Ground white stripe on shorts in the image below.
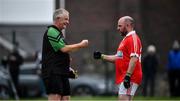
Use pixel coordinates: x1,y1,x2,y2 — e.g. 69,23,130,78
118,82,138,96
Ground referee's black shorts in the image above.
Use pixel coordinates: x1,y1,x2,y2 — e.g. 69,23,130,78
42,75,70,96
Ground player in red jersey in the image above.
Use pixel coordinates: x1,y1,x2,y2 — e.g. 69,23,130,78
94,16,142,100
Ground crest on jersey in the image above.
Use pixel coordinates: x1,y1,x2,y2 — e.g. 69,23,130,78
116,51,123,58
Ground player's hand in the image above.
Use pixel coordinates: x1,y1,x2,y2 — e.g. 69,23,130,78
123,74,131,89
80,40,88,48
69,68,78,79
93,51,102,59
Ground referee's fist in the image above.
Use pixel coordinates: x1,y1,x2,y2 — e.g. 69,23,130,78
93,51,102,59
80,39,88,48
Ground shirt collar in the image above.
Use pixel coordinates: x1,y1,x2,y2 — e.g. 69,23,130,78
126,30,136,37
48,25,62,32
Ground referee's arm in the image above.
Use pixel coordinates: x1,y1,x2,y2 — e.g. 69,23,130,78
61,40,88,53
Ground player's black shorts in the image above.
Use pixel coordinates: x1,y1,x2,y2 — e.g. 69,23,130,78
42,75,70,96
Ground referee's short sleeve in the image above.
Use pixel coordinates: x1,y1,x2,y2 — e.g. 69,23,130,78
47,27,65,52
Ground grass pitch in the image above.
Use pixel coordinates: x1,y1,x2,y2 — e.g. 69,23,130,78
16,96,180,101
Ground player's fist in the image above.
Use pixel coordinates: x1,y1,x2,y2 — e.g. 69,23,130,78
80,39,88,48
123,74,131,89
93,51,102,59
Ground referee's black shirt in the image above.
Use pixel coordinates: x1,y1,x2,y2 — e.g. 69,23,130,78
41,25,70,78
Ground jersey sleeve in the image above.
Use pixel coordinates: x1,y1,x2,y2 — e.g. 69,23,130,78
47,27,65,52
126,35,140,58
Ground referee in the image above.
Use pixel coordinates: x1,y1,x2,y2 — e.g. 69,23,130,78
41,8,88,101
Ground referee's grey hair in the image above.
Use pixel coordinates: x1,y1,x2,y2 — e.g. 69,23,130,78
53,8,69,21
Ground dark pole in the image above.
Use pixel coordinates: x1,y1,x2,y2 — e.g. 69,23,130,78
55,0,60,9
11,30,19,100
12,30,16,45
104,30,109,94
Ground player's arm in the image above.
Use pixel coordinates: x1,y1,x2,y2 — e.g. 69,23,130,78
126,56,138,74
93,51,118,63
123,56,138,89
101,54,118,63
61,40,88,53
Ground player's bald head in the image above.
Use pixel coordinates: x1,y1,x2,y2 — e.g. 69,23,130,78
118,16,135,27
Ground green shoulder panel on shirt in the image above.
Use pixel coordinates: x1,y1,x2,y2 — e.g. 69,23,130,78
47,27,65,52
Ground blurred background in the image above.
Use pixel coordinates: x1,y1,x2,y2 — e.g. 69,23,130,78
0,0,180,100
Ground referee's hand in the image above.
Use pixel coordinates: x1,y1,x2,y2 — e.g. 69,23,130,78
123,74,131,89
80,40,88,48
69,68,78,79
93,51,102,59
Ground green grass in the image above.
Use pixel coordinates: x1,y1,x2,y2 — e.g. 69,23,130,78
71,96,180,101
71,96,116,101
5,96,180,101
135,96,180,100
